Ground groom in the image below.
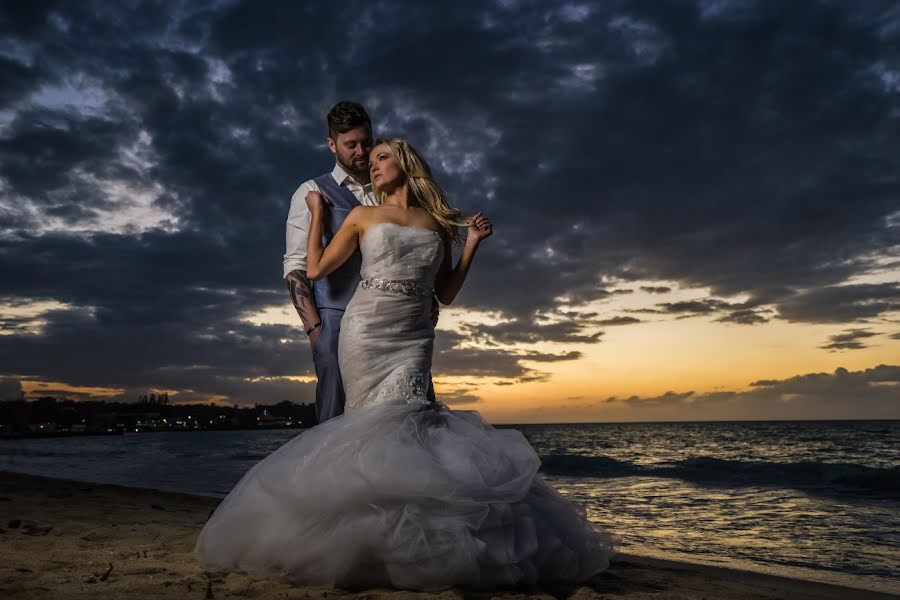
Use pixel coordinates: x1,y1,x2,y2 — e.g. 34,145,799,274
283,101,377,423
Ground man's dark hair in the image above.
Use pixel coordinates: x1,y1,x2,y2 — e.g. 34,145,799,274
327,101,371,139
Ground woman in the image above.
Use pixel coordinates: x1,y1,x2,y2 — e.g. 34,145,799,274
195,139,616,590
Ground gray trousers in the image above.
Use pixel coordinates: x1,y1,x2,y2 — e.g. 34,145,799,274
312,309,346,424
312,307,438,425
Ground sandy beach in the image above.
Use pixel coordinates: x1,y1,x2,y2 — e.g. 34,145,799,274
0,470,895,600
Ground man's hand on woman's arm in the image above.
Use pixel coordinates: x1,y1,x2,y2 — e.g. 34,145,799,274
305,191,362,280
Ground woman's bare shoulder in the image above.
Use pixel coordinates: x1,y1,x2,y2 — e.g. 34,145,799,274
353,206,394,237
347,205,378,223
357,205,401,225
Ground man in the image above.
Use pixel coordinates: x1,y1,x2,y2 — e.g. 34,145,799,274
283,101,377,423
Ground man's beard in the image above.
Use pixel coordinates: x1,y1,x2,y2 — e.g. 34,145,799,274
339,156,370,182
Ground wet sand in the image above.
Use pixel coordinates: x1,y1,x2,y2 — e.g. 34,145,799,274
0,470,895,600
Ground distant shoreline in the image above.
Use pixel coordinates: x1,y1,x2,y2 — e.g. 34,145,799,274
4,418,899,438
0,424,309,440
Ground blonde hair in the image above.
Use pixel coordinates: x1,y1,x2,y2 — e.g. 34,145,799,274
373,138,468,245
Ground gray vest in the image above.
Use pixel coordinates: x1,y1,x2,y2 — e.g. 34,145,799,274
311,173,364,310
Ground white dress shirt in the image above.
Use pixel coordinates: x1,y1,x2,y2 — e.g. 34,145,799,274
283,163,378,277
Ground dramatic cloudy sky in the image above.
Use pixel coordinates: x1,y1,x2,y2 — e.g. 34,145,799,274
1,0,898,422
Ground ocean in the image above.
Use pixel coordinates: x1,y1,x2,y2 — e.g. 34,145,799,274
2,419,898,594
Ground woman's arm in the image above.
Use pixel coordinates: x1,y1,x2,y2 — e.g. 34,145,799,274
305,191,363,281
435,212,492,304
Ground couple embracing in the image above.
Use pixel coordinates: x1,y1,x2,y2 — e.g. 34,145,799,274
195,102,616,590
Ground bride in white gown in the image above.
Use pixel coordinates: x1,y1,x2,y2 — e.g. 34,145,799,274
194,139,617,590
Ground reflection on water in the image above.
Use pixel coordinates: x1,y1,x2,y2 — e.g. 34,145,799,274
552,475,900,592
1,420,898,594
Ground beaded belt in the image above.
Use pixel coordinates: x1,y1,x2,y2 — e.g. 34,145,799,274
359,277,431,298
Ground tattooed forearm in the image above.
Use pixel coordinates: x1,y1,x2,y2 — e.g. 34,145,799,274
286,269,320,331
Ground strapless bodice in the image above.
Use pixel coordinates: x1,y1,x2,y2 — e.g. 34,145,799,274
359,222,443,290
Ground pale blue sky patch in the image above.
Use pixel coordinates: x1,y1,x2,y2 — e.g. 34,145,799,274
30,76,114,118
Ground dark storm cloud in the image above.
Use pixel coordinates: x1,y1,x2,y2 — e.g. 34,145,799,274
819,328,879,351
615,390,695,407
460,319,603,345
749,364,900,392
654,299,733,316
716,308,772,325
604,365,900,419
777,283,900,324
0,54,44,106
866,364,900,382
0,303,311,393
523,350,583,362
433,331,583,383
629,297,771,323
0,0,898,404
595,316,642,326
0,109,132,202
0,377,23,401
437,388,482,406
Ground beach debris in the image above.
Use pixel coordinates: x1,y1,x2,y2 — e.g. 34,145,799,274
99,562,114,582
21,521,53,536
7,519,52,535
150,503,167,510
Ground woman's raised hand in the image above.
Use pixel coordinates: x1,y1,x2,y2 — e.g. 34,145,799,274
467,212,493,244
305,190,329,215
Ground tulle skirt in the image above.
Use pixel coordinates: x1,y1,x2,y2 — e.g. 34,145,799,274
194,401,617,590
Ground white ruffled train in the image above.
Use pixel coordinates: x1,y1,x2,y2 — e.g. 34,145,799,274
195,402,616,589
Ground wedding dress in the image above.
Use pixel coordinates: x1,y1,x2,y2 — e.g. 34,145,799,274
195,222,616,589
